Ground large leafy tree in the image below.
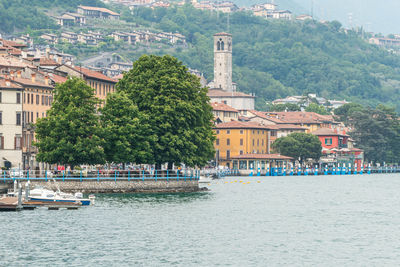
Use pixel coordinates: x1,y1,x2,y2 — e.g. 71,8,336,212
100,91,155,164
272,132,322,164
35,77,105,168
117,54,215,168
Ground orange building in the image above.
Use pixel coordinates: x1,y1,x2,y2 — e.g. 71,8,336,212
211,102,239,123
213,121,272,168
55,64,117,102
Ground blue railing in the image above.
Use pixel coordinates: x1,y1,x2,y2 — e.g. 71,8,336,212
0,169,201,182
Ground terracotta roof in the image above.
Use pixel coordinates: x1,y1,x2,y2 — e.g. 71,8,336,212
211,102,238,112
39,57,59,66
0,78,23,89
0,56,31,68
231,153,293,160
13,77,53,88
266,111,338,124
68,65,117,83
0,39,27,48
207,89,254,98
49,73,67,84
214,120,271,130
78,5,120,16
312,128,349,137
248,110,285,123
267,124,307,130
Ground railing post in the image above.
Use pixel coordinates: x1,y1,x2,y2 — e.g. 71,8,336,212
80,170,82,182
142,170,145,182
167,170,169,182
3,170,5,183
27,170,29,181
184,170,186,181
45,170,47,182
128,170,130,182
97,170,100,182
63,171,65,182
115,170,117,182
177,170,179,181
155,170,157,182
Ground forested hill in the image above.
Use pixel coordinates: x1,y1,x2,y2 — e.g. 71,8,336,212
120,5,400,110
0,0,105,33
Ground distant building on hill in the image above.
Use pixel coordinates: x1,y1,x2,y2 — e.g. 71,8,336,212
77,5,120,20
369,37,400,48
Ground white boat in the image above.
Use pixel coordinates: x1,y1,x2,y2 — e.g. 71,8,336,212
199,175,213,183
28,187,95,206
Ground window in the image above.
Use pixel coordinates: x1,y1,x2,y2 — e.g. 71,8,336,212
42,95,44,105
15,135,22,150
226,130,230,134
0,112,2,125
16,112,21,125
216,130,220,134
23,93,26,103
31,112,33,122
271,131,276,137
239,160,247,170
36,112,39,119
31,94,33,104
0,134,3,149
240,150,243,155
257,139,259,146
0,92,2,103
240,130,244,134
252,130,255,134
226,150,230,159
216,139,219,146
45,96,49,105
262,139,264,146
227,138,230,145
36,95,39,105
325,138,333,145
257,130,260,134
262,130,264,134
240,139,243,146
252,139,255,146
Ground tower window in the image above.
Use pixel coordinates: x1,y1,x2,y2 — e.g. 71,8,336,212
221,41,224,50
217,41,221,51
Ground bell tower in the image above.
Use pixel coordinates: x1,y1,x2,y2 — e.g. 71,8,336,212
213,32,233,92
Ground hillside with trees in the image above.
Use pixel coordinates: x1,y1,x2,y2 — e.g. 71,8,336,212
117,5,400,111
2,1,400,111
0,0,105,33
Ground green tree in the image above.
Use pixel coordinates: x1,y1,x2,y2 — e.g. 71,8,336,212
334,102,364,123
305,103,330,115
272,132,322,164
117,54,215,169
34,78,105,168
100,91,155,164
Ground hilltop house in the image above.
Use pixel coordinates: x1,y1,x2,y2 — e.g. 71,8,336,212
77,5,120,20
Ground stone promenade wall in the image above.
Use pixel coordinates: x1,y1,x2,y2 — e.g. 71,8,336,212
19,180,201,193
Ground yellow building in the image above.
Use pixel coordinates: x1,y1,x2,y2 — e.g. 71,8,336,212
211,102,239,123
214,121,272,168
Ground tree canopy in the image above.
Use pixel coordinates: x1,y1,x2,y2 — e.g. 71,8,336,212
34,77,105,167
116,54,215,168
272,132,322,164
100,91,155,164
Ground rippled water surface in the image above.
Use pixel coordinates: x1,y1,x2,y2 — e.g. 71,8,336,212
2,174,400,266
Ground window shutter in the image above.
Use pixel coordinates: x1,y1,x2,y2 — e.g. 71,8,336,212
0,136,3,149
14,136,16,150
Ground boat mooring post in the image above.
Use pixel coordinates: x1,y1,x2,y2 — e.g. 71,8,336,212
17,183,23,209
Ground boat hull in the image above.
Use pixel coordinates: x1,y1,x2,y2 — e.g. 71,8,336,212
30,197,91,206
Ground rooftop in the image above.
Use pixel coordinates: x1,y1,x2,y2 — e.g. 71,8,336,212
312,128,349,137
214,120,270,130
211,102,239,112
78,5,120,16
207,89,254,98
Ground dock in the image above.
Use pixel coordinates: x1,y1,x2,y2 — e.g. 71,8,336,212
0,196,22,211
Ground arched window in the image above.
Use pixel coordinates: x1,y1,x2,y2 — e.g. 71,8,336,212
217,41,221,50
221,41,224,50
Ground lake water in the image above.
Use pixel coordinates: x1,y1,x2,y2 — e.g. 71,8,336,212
1,173,400,266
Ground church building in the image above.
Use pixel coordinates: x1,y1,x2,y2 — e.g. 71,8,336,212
207,32,255,111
